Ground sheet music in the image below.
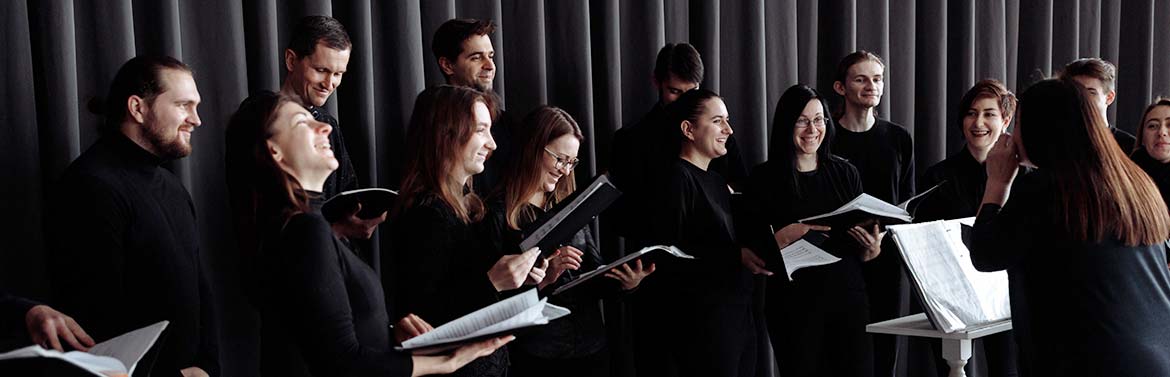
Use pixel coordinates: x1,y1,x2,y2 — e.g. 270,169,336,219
399,289,569,350
799,193,912,224
88,321,168,374
898,180,946,210
551,245,693,295
889,220,1010,332
779,239,841,280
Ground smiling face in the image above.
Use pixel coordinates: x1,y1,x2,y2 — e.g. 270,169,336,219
136,69,201,159
963,97,1010,154
793,99,827,156
267,101,338,184
285,42,351,107
539,134,581,193
836,60,884,109
683,98,732,160
1143,105,1170,163
458,101,497,181
442,34,496,92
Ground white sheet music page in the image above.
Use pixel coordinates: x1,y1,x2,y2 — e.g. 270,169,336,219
399,289,569,350
779,239,841,280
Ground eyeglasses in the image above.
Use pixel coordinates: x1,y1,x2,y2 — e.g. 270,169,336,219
544,148,580,171
795,116,827,128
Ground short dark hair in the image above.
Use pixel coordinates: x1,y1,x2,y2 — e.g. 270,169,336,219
432,19,496,69
287,16,352,58
98,56,191,134
653,43,704,85
834,50,885,84
1058,57,1117,92
956,79,1017,133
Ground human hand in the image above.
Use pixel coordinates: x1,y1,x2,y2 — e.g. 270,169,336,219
179,367,209,377
774,223,831,248
25,305,94,352
331,203,386,240
740,248,773,276
849,222,884,262
488,247,541,291
604,259,656,290
394,314,434,343
539,246,584,289
424,335,514,375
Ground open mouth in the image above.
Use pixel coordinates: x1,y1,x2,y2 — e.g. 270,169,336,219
969,129,991,137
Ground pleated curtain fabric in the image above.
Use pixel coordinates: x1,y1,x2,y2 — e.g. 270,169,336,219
4,0,1170,375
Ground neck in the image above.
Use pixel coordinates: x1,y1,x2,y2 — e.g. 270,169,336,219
526,190,545,208
278,80,306,106
450,172,471,194
293,171,328,193
967,144,990,163
119,125,163,158
796,153,818,172
839,105,876,132
680,147,712,171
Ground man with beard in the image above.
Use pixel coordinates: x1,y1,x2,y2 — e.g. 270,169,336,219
48,56,218,377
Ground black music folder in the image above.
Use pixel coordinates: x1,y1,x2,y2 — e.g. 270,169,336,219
519,174,622,257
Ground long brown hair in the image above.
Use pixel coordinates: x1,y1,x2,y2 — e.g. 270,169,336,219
1016,78,1169,245
395,85,495,223
225,91,313,257
499,106,583,230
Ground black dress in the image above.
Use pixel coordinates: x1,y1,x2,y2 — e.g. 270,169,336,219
47,134,219,377
387,194,508,377
633,159,756,377
260,196,412,377
481,199,618,377
832,118,915,375
742,156,872,377
912,148,1019,377
1132,148,1170,207
972,170,1170,376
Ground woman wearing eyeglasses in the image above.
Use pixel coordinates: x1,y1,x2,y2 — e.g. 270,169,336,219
631,89,756,377
480,106,653,377
741,84,880,377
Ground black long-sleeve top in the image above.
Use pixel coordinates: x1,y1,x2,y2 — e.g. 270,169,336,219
310,106,359,199
260,196,412,377
387,193,507,376
972,170,1170,376
0,292,37,341
1112,127,1138,155
1132,149,1170,208
47,134,219,376
481,199,615,359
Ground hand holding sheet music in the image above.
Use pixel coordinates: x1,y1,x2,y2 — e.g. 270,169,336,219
551,245,693,296
397,289,569,354
799,193,912,229
0,321,168,377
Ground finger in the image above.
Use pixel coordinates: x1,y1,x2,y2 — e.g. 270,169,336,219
415,315,434,333
808,225,831,232
58,321,85,351
604,271,624,281
43,322,62,352
633,259,644,271
646,263,657,274
348,202,363,217
563,246,584,257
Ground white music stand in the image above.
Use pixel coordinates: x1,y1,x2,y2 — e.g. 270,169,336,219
867,313,1012,377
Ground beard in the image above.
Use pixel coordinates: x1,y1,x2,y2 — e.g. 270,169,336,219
142,112,192,159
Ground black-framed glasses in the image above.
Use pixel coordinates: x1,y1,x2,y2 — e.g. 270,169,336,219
544,148,580,171
795,116,827,128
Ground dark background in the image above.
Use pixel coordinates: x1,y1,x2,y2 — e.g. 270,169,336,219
4,0,1170,376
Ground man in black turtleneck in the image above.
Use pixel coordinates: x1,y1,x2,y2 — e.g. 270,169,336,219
48,56,218,377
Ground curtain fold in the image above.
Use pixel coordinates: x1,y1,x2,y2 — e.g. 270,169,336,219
6,1,1170,375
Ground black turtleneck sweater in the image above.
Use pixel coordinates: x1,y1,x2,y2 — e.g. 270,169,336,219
260,195,412,377
1132,149,1170,207
48,134,219,376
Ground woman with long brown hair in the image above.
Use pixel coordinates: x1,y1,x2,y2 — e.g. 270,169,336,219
224,91,510,377
387,85,546,377
1132,98,1170,206
481,106,653,377
974,78,1170,375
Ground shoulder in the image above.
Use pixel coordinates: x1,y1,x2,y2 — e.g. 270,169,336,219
824,155,862,181
282,212,332,237
921,158,953,185
878,119,913,143
400,193,460,226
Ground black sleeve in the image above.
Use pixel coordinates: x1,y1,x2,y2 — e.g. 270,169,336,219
389,203,498,323
195,254,220,375
48,175,130,342
0,292,38,339
277,214,413,376
898,129,916,202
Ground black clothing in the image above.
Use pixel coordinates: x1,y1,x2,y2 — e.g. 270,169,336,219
1132,149,1170,207
742,157,873,377
912,148,1019,377
634,159,756,377
609,103,748,248
387,194,507,376
474,109,515,197
0,292,37,341
48,134,219,376
309,106,360,199
1112,127,1137,155
972,170,1170,376
482,199,616,377
260,196,412,377
832,118,914,376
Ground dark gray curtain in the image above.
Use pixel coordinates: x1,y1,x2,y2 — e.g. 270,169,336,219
4,0,1170,375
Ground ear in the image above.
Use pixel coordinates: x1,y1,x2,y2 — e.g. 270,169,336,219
284,49,298,73
833,81,846,96
127,95,148,124
1105,90,1116,107
1002,114,1013,129
267,140,283,163
680,120,697,141
438,57,456,76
